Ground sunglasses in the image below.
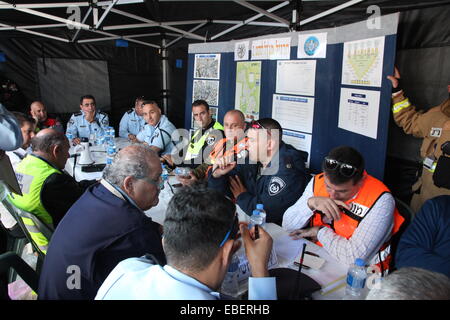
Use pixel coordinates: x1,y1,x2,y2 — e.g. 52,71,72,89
250,120,272,136
219,214,239,247
324,157,359,177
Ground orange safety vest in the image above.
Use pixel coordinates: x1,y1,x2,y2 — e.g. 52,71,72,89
311,172,404,274
206,137,248,177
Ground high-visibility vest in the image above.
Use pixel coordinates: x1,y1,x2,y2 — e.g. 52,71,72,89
209,137,248,164
185,121,224,161
8,154,60,253
311,172,404,274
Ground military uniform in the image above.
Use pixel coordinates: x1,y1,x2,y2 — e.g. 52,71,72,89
66,110,109,139
118,108,146,138
392,94,450,212
208,142,309,225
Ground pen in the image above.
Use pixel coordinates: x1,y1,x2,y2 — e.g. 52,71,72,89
293,261,311,270
254,224,259,240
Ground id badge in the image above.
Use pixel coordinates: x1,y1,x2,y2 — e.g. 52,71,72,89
423,156,436,171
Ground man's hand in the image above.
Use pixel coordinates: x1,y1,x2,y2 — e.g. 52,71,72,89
72,137,81,145
177,171,198,186
229,175,246,199
128,134,137,142
161,154,174,167
240,223,272,277
387,66,403,97
289,226,322,242
211,155,236,178
307,196,349,221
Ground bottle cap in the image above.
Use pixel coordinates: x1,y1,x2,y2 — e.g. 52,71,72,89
256,203,264,210
355,258,365,267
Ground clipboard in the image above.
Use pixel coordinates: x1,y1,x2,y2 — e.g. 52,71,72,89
0,154,22,196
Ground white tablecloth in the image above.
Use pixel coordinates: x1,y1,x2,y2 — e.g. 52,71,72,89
64,146,350,300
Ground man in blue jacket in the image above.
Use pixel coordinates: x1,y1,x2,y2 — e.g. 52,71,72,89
395,195,450,277
38,145,165,300
208,118,308,225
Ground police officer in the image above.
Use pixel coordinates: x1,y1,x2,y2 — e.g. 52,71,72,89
30,101,64,133
162,100,223,170
66,94,109,145
388,68,450,212
118,96,146,141
208,118,308,226
136,100,176,156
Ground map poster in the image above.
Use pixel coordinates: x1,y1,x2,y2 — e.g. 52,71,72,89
235,61,262,121
341,36,385,87
193,79,219,107
194,53,221,79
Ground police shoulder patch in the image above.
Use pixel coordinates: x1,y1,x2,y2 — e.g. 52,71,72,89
127,109,133,114
74,112,82,116
268,176,286,196
206,135,216,145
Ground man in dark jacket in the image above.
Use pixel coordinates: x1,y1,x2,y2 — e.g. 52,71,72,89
395,195,450,277
208,118,308,225
38,145,166,300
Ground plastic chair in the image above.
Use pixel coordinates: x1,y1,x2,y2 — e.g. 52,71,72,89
0,252,39,299
1,199,54,274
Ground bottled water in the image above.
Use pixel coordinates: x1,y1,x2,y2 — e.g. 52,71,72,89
106,144,116,165
248,210,264,231
345,258,367,299
161,164,169,190
256,203,266,226
174,167,191,179
221,254,240,298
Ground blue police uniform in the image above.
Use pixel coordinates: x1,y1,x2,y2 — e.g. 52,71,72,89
118,108,146,138
95,256,276,300
208,142,309,226
136,115,176,156
66,110,109,139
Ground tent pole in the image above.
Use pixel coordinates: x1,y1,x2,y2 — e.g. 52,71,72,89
233,0,290,26
162,38,169,115
72,7,93,42
211,1,289,40
96,0,119,29
300,0,366,26
165,22,207,48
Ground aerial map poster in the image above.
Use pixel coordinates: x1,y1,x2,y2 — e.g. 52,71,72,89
235,61,262,121
194,53,221,79
341,36,385,87
192,79,219,106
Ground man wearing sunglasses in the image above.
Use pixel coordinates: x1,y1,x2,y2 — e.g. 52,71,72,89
96,186,276,300
388,67,450,212
208,118,308,226
66,94,109,145
118,96,146,142
38,145,165,300
283,146,404,274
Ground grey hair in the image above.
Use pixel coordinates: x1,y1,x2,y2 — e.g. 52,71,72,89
366,267,450,300
103,144,158,186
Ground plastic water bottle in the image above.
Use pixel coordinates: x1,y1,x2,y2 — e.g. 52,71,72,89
221,254,240,298
161,164,169,190
248,210,264,231
106,143,116,165
256,203,266,226
174,167,191,179
345,258,367,299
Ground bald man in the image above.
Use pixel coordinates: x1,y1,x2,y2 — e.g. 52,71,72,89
30,101,64,133
8,129,92,234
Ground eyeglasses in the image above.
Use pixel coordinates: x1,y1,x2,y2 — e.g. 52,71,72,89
219,214,239,247
140,176,164,190
323,157,359,177
82,103,95,107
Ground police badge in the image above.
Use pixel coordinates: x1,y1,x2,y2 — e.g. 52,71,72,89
268,176,286,196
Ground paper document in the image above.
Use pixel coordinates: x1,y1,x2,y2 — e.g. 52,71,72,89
338,87,380,139
276,60,316,96
272,94,314,133
282,130,312,168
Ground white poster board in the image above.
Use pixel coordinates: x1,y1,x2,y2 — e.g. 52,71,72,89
272,94,314,134
276,60,316,96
